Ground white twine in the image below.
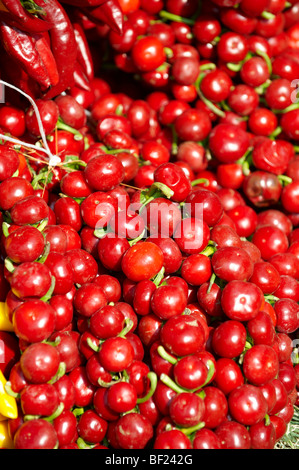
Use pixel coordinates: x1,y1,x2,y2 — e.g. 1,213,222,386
0,80,61,166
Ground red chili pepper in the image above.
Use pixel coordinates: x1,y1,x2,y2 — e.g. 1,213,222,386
0,22,52,90
34,0,77,99
60,0,108,6
73,60,91,91
33,33,59,87
0,45,41,99
0,0,52,33
73,22,94,81
83,0,124,35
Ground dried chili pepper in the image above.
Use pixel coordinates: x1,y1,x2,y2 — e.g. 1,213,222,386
0,22,52,90
73,60,91,91
83,0,124,35
73,21,94,81
0,0,52,33
34,0,77,99
60,0,108,7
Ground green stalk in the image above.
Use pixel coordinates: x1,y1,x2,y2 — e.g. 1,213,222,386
136,372,158,404
157,345,178,365
195,73,226,118
159,10,195,26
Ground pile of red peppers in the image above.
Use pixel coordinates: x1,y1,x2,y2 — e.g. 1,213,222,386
0,0,124,100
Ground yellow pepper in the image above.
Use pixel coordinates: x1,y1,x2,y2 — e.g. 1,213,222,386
0,420,14,449
0,370,17,419
0,302,14,332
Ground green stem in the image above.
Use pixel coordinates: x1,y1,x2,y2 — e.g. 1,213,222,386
269,126,283,139
207,272,216,294
157,345,178,365
199,63,216,72
191,178,209,187
118,318,134,338
136,372,158,404
40,275,56,302
43,402,65,422
160,373,189,394
2,222,10,238
226,62,242,72
4,257,15,273
159,9,195,26
77,437,96,449
180,421,205,436
200,243,216,258
152,266,165,287
256,49,272,75
274,103,299,114
48,362,66,384
278,174,293,186
195,73,226,118
56,117,83,140
201,360,215,387
36,241,51,264
260,10,276,19
4,381,20,399
128,229,146,246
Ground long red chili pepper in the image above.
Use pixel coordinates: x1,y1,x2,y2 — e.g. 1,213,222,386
33,33,59,87
72,22,94,81
0,0,52,32
34,0,77,99
83,0,124,35
73,60,91,91
60,0,108,7
0,22,52,90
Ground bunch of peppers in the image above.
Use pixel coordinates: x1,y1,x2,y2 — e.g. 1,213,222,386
0,0,124,99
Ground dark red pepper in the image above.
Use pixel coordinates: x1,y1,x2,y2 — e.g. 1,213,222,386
60,0,108,6
83,0,124,35
73,60,91,91
0,22,52,90
72,22,94,81
34,0,77,99
0,0,52,33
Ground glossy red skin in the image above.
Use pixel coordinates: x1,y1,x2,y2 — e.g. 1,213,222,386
270,252,299,279
93,388,119,422
242,171,282,208
69,366,96,408
45,253,74,296
249,421,276,449
173,217,210,255
131,36,166,72
106,382,137,414
51,332,81,373
86,353,112,387
89,305,125,340
10,261,52,299
121,242,164,282
4,226,45,264
211,246,254,282
20,383,59,417
278,363,296,395
53,375,76,411
98,234,130,272
193,428,221,449
14,419,58,449
73,283,107,318
212,320,247,359
197,281,223,318
221,280,264,323
53,410,78,448
20,342,60,384
154,429,192,449
114,413,153,449
274,298,299,334
226,205,258,238
65,249,98,285
228,384,268,426
160,314,206,357
274,275,299,302
150,285,187,320
54,197,83,232
132,280,155,317
60,170,92,199
10,195,49,226
209,124,250,163
185,188,223,227
214,421,251,449
174,108,212,143
169,392,205,427
214,358,244,395
143,197,181,238
242,345,279,386
0,177,34,211
13,300,56,343
269,379,288,415
181,254,212,286
202,386,228,429
98,336,134,373
77,409,108,444
247,311,276,346
249,261,281,294
43,226,68,254
173,355,208,391
137,313,163,348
